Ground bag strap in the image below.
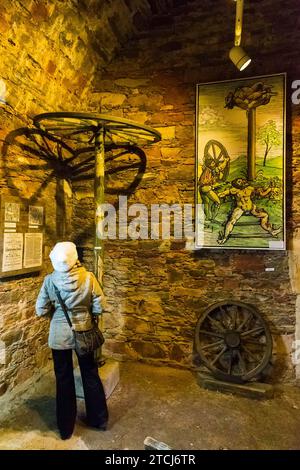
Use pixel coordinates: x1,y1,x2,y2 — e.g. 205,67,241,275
52,281,73,330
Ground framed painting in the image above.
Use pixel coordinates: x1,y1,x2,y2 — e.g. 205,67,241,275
195,73,286,250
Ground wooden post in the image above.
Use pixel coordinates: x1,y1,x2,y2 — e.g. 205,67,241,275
247,108,256,181
94,127,105,365
94,127,105,285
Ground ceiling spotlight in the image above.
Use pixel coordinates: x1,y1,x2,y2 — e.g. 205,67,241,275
229,45,251,71
229,0,251,71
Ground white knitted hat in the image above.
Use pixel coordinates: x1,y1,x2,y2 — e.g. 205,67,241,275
49,241,78,272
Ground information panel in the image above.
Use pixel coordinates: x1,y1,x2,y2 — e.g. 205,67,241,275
0,196,44,278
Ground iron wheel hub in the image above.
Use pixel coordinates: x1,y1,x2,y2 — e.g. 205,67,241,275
224,330,241,348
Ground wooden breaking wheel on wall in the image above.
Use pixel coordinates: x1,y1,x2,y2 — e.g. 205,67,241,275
195,301,273,383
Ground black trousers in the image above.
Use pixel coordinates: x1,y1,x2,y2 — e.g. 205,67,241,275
52,349,108,437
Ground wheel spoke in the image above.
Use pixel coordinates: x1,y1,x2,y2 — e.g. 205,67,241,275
233,305,238,329
219,306,226,316
71,164,94,176
41,134,54,155
227,350,233,375
207,315,225,332
212,143,216,159
109,128,153,139
199,329,224,339
241,326,265,337
218,305,233,328
226,305,239,329
27,134,54,159
105,150,131,162
200,340,224,351
109,129,155,142
218,315,228,330
108,130,138,145
71,155,95,170
236,350,247,374
211,346,227,366
243,338,266,346
108,125,153,137
242,343,261,362
57,142,66,161
237,312,252,332
216,147,222,160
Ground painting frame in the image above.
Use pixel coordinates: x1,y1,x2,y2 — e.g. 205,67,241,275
195,73,286,251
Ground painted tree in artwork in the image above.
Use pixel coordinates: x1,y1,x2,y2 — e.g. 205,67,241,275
225,81,277,180
257,120,281,166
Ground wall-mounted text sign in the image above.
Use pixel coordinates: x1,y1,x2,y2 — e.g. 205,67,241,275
0,196,44,278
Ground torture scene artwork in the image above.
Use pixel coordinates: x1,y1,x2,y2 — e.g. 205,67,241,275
195,73,286,250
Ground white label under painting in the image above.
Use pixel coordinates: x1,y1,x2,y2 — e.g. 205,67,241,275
4,222,16,228
24,233,43,268
2,233,23,272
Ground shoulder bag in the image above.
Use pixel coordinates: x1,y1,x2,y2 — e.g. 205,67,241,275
52,282,104,356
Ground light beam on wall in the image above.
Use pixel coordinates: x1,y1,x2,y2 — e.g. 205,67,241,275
0,79,6,104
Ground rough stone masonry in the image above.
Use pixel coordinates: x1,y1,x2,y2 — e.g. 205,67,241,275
0,0,177,402
78,0,300,382
1,0,300,407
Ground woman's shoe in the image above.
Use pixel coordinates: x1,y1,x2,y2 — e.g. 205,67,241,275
95,423,107,431
79,416,107,431
60,432,72,440
87,421,107,431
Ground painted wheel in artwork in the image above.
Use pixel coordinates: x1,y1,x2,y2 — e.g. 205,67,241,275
203,139,230,181
195,301,273,383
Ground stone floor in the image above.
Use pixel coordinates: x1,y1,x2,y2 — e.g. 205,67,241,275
0,361,300,450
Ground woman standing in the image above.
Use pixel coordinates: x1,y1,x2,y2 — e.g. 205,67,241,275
36,241,108,440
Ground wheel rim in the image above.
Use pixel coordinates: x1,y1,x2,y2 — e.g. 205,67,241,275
195,301,273,383
204,140,229,166
33,112,161,145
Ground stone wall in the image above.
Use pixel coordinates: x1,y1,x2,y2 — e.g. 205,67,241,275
0,0,167,399
72,0,300,382
1,0,300,400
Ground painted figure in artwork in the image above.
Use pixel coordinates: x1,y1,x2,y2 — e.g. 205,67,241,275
217,178,281,245
198,140,230,221
225,81,275,111
196,74,285,249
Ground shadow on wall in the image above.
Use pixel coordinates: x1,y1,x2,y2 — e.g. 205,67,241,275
2,128,147,247
1,127,77,240
73,144,147,247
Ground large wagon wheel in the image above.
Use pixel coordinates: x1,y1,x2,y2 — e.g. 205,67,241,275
195,301,273,383
33,112,161,145
33,112,161,282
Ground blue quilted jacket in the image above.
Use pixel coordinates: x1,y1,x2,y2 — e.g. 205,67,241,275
35,262,104,350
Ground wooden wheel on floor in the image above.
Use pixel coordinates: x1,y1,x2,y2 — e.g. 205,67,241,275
195,301,273,383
